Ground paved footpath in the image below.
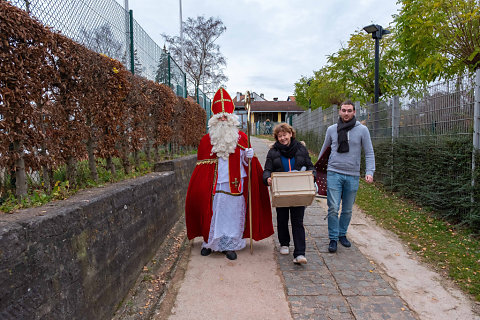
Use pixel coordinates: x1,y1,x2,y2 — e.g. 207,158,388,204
278,199,415,320
165,136,418,320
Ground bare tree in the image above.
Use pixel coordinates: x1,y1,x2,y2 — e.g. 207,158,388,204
162,16,228,96
121,48,145,76
79,24,123,61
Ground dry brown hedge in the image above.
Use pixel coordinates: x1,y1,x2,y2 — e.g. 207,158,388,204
0,1,206,196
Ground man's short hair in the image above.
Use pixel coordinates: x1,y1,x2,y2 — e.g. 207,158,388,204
340,100,355,110
273,123,296,141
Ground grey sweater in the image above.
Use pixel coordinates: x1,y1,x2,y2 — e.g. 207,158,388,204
319,121,375,177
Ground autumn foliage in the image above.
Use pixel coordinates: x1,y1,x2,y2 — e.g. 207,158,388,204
0,1,206,197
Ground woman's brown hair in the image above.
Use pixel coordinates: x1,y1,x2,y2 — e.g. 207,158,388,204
273,123,296,141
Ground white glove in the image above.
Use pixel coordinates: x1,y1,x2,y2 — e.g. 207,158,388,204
245,148,254,159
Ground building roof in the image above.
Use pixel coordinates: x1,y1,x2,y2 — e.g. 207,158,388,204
235,100,305,113
233,94,245,103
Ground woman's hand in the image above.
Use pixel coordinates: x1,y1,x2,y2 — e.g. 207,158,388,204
267,177,272,186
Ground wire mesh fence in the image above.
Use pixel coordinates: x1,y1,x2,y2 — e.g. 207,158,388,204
9,0,197,100
196,89,213,122
294,75,475,143
291,102,369,153
293,75,475,152
399,78,475,139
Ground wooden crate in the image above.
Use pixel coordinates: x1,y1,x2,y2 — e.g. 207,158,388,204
270,171,316,207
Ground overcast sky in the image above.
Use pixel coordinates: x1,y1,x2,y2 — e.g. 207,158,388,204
117,0,400,100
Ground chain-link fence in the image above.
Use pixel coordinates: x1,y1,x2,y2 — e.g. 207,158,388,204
399,78,474,139
9,0,198,100
293,75,475,152
195,87,212,131
366,77,475,142
292,102,368,152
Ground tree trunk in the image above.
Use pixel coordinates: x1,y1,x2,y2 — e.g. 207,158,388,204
13,140,27,199
0,168,3,194
122,152,131,174
86,114,98,182
86,136,98,182
106,156,116,177
134,150,139,170
154,146,159,163
121,138,132,174
145,141,151,163
48,168,54,190
66,156,76,189
39,141,51,192
42,165,51,193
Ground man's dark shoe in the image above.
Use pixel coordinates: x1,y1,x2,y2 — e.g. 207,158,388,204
223,250,237,260
339,236,351,247
200,248,212,256
328,240,337,253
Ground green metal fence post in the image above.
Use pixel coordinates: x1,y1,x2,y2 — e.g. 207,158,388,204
184,73,187,98
204,91,208,132
129,10,134,75
167,53,171,88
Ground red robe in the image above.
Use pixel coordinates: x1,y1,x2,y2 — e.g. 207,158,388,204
185,131,274,242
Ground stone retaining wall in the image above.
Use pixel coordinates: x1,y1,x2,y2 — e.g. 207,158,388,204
0,155,196,320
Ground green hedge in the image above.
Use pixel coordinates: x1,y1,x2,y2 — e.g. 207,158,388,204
374,136,479,230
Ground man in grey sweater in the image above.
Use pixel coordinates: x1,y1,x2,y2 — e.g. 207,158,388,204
319,100,375,253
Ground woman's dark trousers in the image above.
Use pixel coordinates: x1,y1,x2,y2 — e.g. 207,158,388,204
276,206,306,258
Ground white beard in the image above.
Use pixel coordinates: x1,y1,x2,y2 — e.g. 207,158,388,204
208,113,240,160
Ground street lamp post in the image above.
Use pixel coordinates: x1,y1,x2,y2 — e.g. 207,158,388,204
363,24,390,137
363,24,390,104
307,80,312,110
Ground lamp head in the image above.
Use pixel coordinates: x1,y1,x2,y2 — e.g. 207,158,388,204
363,24,390,39
363,24,378,34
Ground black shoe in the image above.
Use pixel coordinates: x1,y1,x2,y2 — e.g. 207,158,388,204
339,236,351,247
223,250,237,260
200,248,212,256
328,240,337,253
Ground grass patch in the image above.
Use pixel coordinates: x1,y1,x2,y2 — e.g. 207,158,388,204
356,180,480,302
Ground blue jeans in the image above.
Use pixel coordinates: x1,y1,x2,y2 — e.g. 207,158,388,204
327,171,359,241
